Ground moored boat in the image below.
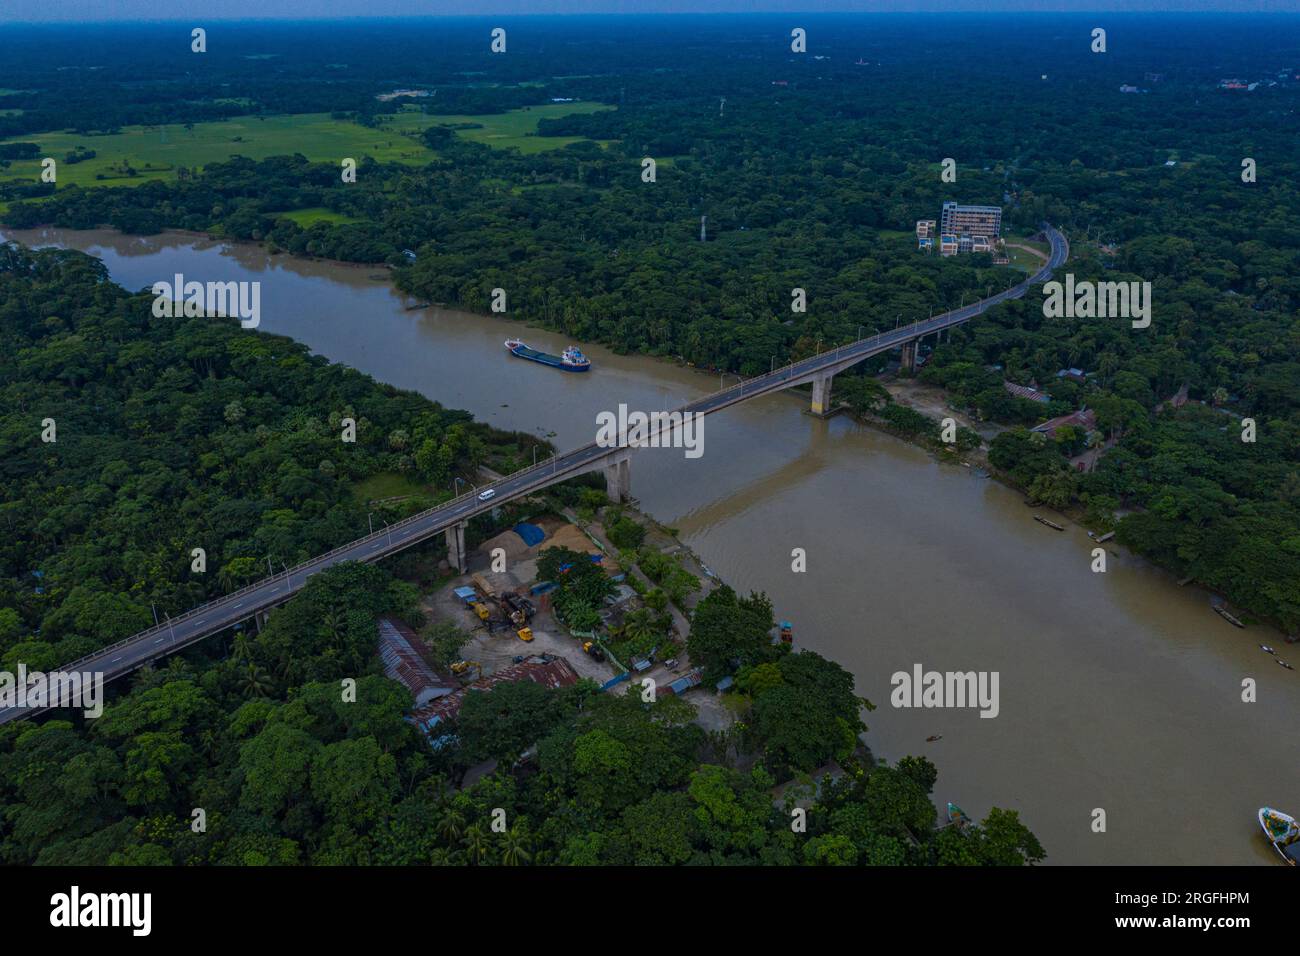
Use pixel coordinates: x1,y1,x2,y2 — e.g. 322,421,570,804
1258,807,1300,865
504,338,591,372
947,802,971,828
1213,604,1245,628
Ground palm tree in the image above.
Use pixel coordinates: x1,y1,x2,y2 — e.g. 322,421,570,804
272,653,294,682
435,808,465,845
237,663,274,699
197,729,220,760
500,825,532,866
1098,351,1121,383
231,632,254,663
320,609,346,649
131,662,157,690
621,609,659,646
461,823,489,866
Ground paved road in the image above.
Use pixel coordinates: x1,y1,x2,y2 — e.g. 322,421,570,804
0,225,1067,723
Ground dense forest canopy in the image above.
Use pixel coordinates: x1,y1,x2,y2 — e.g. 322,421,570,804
0,245,1042,868
3,14,1293,627
0,242,517,667
0,13,1295,865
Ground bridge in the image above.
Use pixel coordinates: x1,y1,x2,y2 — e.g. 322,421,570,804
0,225,1067,723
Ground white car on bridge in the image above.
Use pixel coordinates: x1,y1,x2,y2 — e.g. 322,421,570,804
477,488,496,501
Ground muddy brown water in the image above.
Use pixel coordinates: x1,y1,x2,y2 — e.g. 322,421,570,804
6,225,1297,865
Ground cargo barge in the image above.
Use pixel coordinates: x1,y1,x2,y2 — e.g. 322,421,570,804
504,338,591,372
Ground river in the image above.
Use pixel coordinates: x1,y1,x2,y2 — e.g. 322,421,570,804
5,225,1297,866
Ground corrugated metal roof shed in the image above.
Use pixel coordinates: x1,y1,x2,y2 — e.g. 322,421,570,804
376,617,456,708
410,655,581,736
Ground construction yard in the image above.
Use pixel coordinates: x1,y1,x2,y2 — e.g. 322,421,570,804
414,504,738,735
421,515,618,685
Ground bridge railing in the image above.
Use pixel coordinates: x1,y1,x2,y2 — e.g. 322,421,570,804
40,225,1068,687
712,223,1062,396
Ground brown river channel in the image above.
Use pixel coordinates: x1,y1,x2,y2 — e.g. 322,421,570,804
5,225,1297,866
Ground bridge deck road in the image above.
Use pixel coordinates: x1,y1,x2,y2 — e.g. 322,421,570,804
0,226,1066,723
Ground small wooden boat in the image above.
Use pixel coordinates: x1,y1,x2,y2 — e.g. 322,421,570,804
1279,659,1295,671
1213,604,1245,628
1260,645,1275,655
1258,807,1300,866
926,734,943,743
1033,515,1064,531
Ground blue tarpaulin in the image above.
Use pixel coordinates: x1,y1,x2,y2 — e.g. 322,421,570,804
512,523,545,547
601,673,631,691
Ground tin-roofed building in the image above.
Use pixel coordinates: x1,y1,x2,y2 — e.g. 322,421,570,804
409,654,580,741
1031,407,1097,441
1004,381,1052,404
376,617,457,709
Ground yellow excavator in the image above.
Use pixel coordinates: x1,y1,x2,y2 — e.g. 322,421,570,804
450,660,481,678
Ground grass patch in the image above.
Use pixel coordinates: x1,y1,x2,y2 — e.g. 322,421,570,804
1002,235,1050,272
270,206,364,227
380,100,615,154
0,112,440,191
353,472,435,503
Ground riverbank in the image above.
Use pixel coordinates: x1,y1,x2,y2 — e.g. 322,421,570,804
799,367,1294,640
5,223,1295,865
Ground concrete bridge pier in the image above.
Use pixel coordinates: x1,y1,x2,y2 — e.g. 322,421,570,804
444,521,468,572
603,454,632,503
809,372,835,417
901,340,919,373
255,608,272,633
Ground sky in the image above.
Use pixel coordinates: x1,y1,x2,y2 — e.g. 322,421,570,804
2,0,1298,23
